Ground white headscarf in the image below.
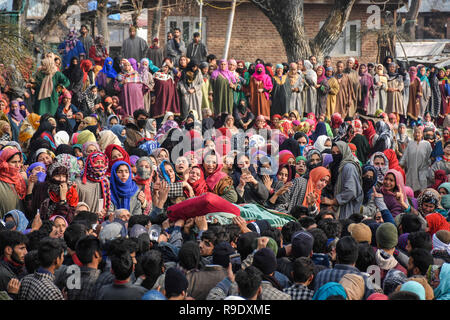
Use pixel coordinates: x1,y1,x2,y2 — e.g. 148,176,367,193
432,233,450,256
313,135,331,153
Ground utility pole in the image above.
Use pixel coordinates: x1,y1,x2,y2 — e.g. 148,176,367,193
223,0,236,60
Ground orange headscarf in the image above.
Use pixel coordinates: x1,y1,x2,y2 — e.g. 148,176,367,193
302,166,331,209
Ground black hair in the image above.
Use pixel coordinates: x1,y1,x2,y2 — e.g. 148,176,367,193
400,214,422,234
326,295,346,300
237,232,259,260
281,221,304,245
408,231,432,252
38,238,66,268
309,228,328,254
133,109,149,120
235,266,262,299
193,32,200,38
178,241,201,271
318,218,342,239
75,235,101,265
299,216,317,230
388,291,420,300
26,230,48,251
410,248,434,275
292,257,315,283
224,224,242,246
316,210,336,222
261,227,282,249
107,237,138,257
324,55,332,60
173,27,181,32
110,253,133,281
24,250,40,274
336,236,359,265
206,54,217,62
63,223,87,251
348,213,364,223
0,230,29,254
356,242,376,273
72,211,98,228
339,219,353,238
289,205,309,220
140,250,164,290
200,230,218,244
128,215,151,230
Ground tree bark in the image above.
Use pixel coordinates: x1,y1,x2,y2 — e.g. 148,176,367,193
97,0,109,49
151,0,163,40
250,0,356,63
33,0,78,41
404,0,421,40
131,0,144,27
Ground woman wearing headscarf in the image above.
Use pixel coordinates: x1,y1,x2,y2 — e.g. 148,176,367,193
406,66,424,121
151,60,181,123
136,58,155,114
271,64,289,117
89,35,108,67
179,59,204,120
249,63,273,120
30,118,57,152
55,90,79,129
57,28,86,68
385,62,405,119
210,59,236,116
80,59,95,90
371,120,393,154
357,64,375,116
436,68,450,117
321,141,363,219
378,169,409,218
115,58,149,117
417,65,432,119
265,163,295,213
395,123,411,158
425,212,450,237
313,135,332,154
62,56,84,105
233,98,255,131
315,66,330,116
360,164,378,218
27,162,78,223
347,119,370,164
95,57,119,97
373,64,388,113
3,210,29,233
428,67,442,120
34,57,70,116
104,144,131,177
18,113,40,145
134,157,155,215
369,151,389,187
202,150,238,203
324,66,339,119
76,151,112,217
0,120,12,143
110,160,142,216
0,148,26,217
301,60,317,116
7,100,24,142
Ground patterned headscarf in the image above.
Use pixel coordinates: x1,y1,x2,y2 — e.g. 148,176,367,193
370,152,389,185
54,153,82,183
417,188,442,216
82,151,110,210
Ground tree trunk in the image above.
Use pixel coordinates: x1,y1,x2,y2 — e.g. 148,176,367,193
33,0,78,41
131,0,144,28
97,0,109,50
250,0,356,63
404,0,421,40
151,0,163,40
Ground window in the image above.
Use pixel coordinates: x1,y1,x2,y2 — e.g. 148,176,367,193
109,27,125,47
166,16,207,44
319,20,361,57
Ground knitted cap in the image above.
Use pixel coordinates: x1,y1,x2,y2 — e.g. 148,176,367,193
291,231,314,258
252,248,277,275
376,223,398,249
348,223,372,243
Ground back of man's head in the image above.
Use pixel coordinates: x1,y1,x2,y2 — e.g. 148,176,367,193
38,238,66,268
75,235,101,265
235,266,262,299
410,248,434,276
408,231,432,252
336,236,358,265
400,214,422,233
281,221,303,245
64,223,87,251
388,291,420,300
140,250,163,288
111,253,133,281
292,257,315,283
178,241,201,271
318,218,342,239
309,228,328,254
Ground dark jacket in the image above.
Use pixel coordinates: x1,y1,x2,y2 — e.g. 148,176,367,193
185,265,227,300
96,280,148,300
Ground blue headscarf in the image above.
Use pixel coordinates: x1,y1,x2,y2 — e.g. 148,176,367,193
100,57,118,79
110,161,139,211
158,160,176,183
434,263,450,300
111,124,126,145
309,122,328,142
26,162,47,182
144,58,160,73
106,115,120,129
138,139,160,155
312,282,347,300
5,210,29,233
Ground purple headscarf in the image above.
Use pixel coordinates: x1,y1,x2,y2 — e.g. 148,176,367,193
128,58,138,71
10,100,25,122
210,59,236,85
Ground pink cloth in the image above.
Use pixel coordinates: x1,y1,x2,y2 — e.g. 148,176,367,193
211,59,236,85
251,64,273,100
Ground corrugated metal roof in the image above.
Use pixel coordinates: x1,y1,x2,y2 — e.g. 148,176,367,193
395,41,447,57
397,0,450,13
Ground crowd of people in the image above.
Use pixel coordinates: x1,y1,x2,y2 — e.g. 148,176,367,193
0,24,449,301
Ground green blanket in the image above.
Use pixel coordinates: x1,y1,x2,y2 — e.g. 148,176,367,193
205,203,297,228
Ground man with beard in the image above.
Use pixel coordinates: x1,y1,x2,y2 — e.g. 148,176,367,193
334,61,355,120
166,28,186,68
344,57,360,117
407,248,433,278
121,26,149,62
186,32,208,65
124,110,152,153
0,231,29,298
78,25,94,62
